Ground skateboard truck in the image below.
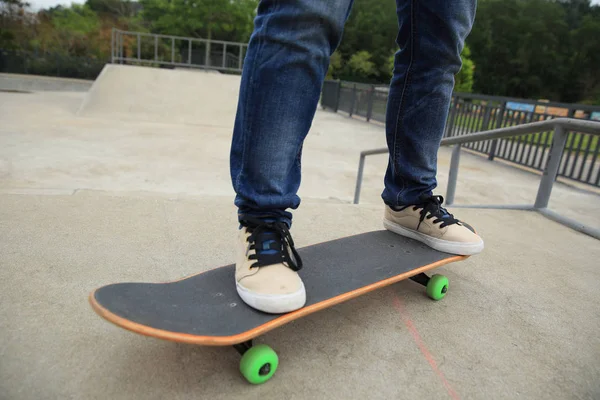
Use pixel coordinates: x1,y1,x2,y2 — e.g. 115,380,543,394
232,340,253,355
410,272,431,286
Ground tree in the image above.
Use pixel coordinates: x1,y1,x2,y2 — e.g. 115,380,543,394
0,0,32,50
467,0,570,100
565,14,600,104
86,0,137,19
138,0,257,42
455,45,475,93
35,4,101,56
336,0,397,83
558,0,593,30
347,51,376,79
326,51,343,79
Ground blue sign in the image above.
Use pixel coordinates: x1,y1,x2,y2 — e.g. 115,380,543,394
506,102,535,112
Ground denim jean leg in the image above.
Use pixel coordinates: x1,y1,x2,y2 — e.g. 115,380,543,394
382,0,476,207
230,0,354,226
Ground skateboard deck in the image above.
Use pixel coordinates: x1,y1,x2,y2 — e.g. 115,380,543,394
90,230,466,347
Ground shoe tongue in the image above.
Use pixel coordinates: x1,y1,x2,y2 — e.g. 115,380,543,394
256,231,281,255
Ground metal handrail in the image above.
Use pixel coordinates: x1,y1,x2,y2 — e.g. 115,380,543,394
112,29,248,46
353,118,600,239
110,28,248,73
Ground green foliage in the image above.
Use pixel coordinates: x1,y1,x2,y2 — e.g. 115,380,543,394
565,14,600,104
35,4,103,57
51,4,99,33
0,0,30,49
326,51,343,79
335,0,397,83
138,0,256,42
455,45,474,93
386,51,395,77
348,51,376,78
86,0,137,18
327,50,379,82
466,0,600,103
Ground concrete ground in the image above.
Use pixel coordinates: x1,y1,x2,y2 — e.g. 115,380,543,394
1,68,599,399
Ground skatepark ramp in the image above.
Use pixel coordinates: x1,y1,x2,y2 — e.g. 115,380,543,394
77,64,241,126
0,73,93,92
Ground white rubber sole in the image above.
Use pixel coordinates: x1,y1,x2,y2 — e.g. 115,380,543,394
236,282,306,314
383,219,484,255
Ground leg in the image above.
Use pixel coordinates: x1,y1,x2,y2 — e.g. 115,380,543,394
230,0,354,314
230,0,354,226
382,0,476,206
382,0,484,256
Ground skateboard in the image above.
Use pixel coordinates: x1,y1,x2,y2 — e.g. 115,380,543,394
89,230,467,384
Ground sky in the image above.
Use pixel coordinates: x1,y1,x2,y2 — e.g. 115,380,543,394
29,0,82,10
27,0,600,11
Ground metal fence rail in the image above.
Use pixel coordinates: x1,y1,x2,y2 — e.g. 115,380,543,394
322,80,600,188
352,118,600,240
111,29,248,73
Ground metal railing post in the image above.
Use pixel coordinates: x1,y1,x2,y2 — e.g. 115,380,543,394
353,154,367,204
349,84,357,117
205,39,211,69
117,31,122,64
238,45,243,70
154,35,158,62
334,81,341,113
366,85,374,122
137,33,141,61
480,105,492,131
494,101,507,129
446,145,462,205
120,32,124,64
445,96,459,137
111,28,115,63
488,101,507,160
534,124,568,209
171,37,175,63
188,39,192,65
488,139,498,161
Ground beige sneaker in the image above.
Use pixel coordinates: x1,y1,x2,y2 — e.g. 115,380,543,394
383,195,484,255
235,218,306,314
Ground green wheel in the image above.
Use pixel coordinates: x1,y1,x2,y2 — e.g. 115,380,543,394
239,344,278,384
426,274,449,301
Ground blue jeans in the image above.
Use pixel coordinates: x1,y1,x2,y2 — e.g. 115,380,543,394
230,0,476,226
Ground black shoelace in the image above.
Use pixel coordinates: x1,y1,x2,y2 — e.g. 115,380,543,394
397,195,460,230
243,217,302,271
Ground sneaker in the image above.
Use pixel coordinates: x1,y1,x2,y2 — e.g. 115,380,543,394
235,217,306,313
383,195,484,255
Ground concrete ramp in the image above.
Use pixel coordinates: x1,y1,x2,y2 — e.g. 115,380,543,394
0,73,93,92
77,64,241,127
